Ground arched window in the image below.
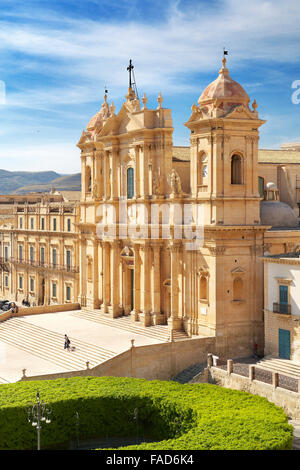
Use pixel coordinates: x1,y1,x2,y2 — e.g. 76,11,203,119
231,154,242,184
233,277,243,301
127,167,134,199
199,276,208,301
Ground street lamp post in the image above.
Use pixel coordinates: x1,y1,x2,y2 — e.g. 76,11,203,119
27,388,52,450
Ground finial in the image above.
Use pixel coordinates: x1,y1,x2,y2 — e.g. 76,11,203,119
220,48,229,75
157,92,163,109
191,102,197,113
252,99,258,112
142,93,148,109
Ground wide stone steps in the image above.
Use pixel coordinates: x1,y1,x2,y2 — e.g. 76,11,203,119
171,363,206,384
256,358,300,379
0,318,116,372
72,309,189,342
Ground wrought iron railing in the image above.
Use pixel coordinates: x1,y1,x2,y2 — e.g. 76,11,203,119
9,257,79,273
273,302,291,315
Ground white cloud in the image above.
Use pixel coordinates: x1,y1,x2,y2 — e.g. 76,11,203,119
0,0,299,99
0,143,80,173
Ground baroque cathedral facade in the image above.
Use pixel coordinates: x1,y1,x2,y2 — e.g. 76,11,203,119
77,57,269,358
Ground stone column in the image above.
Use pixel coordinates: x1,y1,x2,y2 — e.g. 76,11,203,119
140,243,152,326
92,237,99,308
108,240,120,317
79,236,87,307
102,242,110,312
153,244,164,324
104,151,110,200
134,146,140,198
168,242,182,331
132,244,141,321
142,144,149,198
111,148,118,200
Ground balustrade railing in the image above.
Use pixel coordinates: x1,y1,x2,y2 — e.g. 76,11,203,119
9,257,79,273
273,302,291,315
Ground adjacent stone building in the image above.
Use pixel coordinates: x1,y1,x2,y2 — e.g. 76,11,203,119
0,191,80,305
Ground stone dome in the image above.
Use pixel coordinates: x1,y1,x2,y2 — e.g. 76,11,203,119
198,57,250,106
260,201,299,228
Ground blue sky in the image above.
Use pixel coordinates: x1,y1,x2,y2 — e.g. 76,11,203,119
0,0,299,173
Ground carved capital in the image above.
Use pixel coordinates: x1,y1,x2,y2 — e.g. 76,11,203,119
207,245,226,256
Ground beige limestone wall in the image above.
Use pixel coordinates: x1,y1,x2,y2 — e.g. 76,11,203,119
0,303,80,323
20,336,216,382
208,366,300,420
264,310,300,363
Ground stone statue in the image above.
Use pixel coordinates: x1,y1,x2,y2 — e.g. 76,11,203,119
170,169,182,196
92,182,100,198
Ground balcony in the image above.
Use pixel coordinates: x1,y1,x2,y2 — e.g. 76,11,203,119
273,302,291,315
9,257,79,273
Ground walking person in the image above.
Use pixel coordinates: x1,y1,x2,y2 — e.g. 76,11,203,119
64,334,71,351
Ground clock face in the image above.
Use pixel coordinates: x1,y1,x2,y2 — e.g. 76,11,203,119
202,165,208,178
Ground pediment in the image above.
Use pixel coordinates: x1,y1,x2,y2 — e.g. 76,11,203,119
231,266,246,275
97,103,144,138
77,130,91,147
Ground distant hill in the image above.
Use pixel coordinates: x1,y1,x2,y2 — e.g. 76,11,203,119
14,173,81,195
0,169,81,194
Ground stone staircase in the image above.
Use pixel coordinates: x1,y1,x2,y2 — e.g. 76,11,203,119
71,308,189,342
171,362,206,384
0,317,116,372
289,420,300,450
256,357,300,378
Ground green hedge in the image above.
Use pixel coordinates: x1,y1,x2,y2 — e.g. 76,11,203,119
0,376,293,450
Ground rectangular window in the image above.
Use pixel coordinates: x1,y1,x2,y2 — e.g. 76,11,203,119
30,246,34,263
127,167,134,199
67,218,71,232
66,250,71,271
52,283,57,298
30,217,34,230
40,247,45,265
30,278,34,292
4,275,8,287
41,218,45,230
19,275,23,289
52,248,57,267
66,285,71,301
18,245,23,261
19,217,23,229
53,218,57,231
279,285,288,304
4,246,8,262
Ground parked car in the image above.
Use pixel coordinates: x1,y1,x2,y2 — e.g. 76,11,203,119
1,302,12,311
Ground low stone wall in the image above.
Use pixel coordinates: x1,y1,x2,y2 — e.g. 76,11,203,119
208,365,300,420
0,303,80,323
20,336,216,382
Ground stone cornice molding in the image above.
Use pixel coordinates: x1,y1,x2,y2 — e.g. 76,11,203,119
206,245,226,256
262,256,300,266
